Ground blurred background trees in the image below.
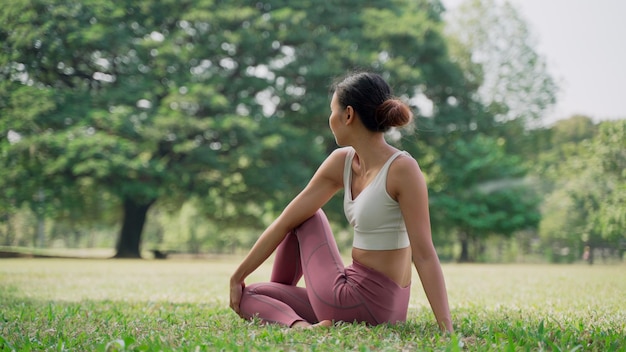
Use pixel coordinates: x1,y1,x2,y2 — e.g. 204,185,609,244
1,0,624,262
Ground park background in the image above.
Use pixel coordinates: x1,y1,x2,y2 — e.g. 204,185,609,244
2,0,626,350
1,0,624,264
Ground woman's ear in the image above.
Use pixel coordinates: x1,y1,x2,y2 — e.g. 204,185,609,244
345,105,354,124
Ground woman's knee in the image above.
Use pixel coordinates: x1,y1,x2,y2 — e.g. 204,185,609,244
297,209,330,233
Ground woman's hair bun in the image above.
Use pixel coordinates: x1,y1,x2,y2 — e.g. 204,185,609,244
374,99,413,131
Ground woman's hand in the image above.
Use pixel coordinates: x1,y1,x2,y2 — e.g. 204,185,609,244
229,279,245,316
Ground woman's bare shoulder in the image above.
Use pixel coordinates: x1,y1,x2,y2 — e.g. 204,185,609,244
388,152,426,198
313,147,352,186
321,147,353,168
330,146,353,158
391,152,421,174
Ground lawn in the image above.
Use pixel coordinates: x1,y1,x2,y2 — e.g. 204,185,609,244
1,257,625,351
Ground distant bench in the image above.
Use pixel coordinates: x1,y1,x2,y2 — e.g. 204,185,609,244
149,249,212,259
150,249,180,259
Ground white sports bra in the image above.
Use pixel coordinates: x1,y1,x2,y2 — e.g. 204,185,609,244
343,148,410,250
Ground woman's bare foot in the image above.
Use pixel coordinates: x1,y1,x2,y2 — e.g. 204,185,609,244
291,320,332,329
314,320,333,328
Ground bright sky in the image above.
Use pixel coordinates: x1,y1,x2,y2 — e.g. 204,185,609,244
443,0,626,124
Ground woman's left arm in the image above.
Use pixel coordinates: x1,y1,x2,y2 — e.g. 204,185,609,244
390,156,453,332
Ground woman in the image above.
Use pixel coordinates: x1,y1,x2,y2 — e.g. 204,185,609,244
229,71,453,331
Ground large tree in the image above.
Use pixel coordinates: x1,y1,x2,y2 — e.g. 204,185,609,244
444,0,558,165
429,134,540,262
1,0,293,257
1,0,468,257
417,0,557,261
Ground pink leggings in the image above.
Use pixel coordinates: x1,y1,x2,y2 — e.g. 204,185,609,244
239,209,410,326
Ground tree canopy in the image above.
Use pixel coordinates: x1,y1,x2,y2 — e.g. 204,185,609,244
2,0,622,263
537,118,626,263
2,0,472,258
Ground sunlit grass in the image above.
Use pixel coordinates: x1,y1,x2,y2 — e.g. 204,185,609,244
1,258,625,351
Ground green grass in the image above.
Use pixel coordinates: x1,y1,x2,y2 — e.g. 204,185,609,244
1,258,625,351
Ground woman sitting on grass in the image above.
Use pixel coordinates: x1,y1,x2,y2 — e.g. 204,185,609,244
229,71,453,331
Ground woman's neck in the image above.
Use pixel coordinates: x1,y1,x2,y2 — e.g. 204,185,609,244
349,133,396,174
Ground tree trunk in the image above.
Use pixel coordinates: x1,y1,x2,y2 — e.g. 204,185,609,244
36,188,46,248
458,231,470,263
587,245,594,265
2,212,13,246
114,197,155,259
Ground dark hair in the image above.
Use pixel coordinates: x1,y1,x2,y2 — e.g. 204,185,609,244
331,72,412,132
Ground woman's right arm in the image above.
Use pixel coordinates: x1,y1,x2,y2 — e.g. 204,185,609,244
229,148,348,315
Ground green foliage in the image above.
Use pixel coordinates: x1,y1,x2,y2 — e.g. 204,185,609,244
425,0,557,261
429,134,541,261
3,0,618,264
536,118,626,263
1,0,470,256
445,0,557,126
